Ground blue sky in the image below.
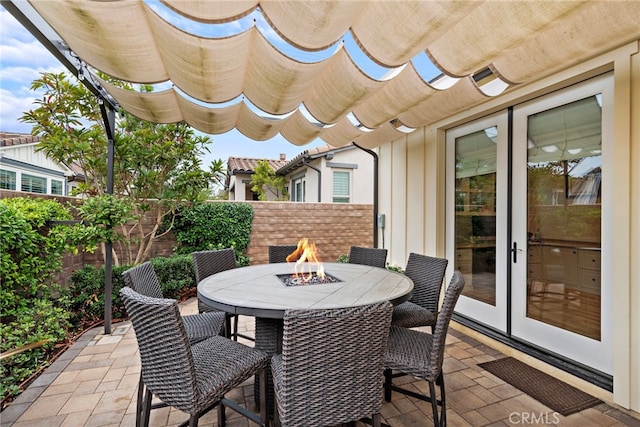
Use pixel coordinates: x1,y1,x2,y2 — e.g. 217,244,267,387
0,2,443,165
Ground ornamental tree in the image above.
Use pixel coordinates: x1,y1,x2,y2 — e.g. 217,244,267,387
20,72,225,265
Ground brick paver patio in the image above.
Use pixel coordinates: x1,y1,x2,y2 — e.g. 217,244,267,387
2,298,639,427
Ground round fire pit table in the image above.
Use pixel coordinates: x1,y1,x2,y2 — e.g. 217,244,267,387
197,261,413,416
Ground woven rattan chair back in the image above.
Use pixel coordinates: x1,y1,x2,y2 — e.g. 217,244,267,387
120,287,198,413
193,248,237,283
122,262,163,299
384,271,465,427
268,245,298,263
348,246,388,268
425,270,465,380
193,248,245,340
273,302,393,426
405,253,448,314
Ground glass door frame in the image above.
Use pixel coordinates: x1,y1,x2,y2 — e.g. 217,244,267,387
510,73,613,374
446,112,509,333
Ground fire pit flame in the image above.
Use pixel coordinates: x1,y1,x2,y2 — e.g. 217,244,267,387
286,238,325,283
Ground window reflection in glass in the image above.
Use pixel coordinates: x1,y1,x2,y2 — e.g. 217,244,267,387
526,95,602,340
454,126,497,306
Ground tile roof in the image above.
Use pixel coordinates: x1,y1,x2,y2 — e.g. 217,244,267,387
0,132,42,147
227,157,289,175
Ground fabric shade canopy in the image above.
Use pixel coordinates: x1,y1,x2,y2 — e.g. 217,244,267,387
23,0,640,149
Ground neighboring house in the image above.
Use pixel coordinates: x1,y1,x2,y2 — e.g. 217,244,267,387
0,132,84,196
226,145,374,204
226,154,288,201
278,145,374,203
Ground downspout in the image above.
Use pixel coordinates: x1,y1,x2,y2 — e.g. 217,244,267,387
352,142,378,248
302,157,321,202
99,101,116,335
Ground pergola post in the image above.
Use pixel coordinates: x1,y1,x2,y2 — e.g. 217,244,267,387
99,102,116,335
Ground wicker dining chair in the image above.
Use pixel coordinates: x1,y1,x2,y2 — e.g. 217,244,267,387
391,253,449,330
384,271,465,427
268,245,299,263
122,262,226,427
122,261,225,344
348,245,388,268
271,301,393,427
120,287,269,427
193,249,252,341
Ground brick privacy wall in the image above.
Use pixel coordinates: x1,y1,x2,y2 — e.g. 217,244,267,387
244,201,373,265
1,191,373,284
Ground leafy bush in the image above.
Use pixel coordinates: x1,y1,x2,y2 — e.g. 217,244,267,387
172,202,254,265
67,264,128,326
150,254,197,298
336,254,349,263
0,198,82,401
336,253,404,273
68,254,198,326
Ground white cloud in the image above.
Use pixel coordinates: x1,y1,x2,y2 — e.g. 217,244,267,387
0,9,34,42
0,87,37,133
0,38,56,68
0,7,65,132
0,64,65,86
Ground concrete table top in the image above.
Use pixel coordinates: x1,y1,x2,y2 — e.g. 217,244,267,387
198,262,413,319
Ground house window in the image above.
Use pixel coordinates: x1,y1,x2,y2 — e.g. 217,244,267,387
293,178,305,202
333,171,350,203
0,169,16,190
51,179,63,195
21,174,46,194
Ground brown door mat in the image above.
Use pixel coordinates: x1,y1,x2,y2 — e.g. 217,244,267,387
477,357,601,416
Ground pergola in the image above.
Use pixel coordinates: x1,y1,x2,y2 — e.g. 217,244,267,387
4,0,639,332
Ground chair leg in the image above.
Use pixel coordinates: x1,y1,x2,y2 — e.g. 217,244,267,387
141,387,153,427
273,401,281,427
428,381,439,427
438,373,447,427
136,374,145,427
233,314,239,341
225,314,233,340
188,415,198,427
217,398,226,427
372,413,381,427
384,369,392,402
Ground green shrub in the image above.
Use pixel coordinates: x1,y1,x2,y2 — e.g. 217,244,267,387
151,254,196,299
0,198,81,401
337,253,404,273
68,254,198,326
67,264,128,327
172,202,253,265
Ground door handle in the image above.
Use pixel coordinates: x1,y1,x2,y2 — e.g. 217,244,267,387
512,242,523,263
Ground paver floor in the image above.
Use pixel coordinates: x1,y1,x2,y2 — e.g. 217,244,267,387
2,298,639,427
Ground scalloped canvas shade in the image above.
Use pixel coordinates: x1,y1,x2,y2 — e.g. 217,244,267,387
27,0,640,149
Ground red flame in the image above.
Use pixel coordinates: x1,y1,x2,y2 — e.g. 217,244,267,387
287,238,325,282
